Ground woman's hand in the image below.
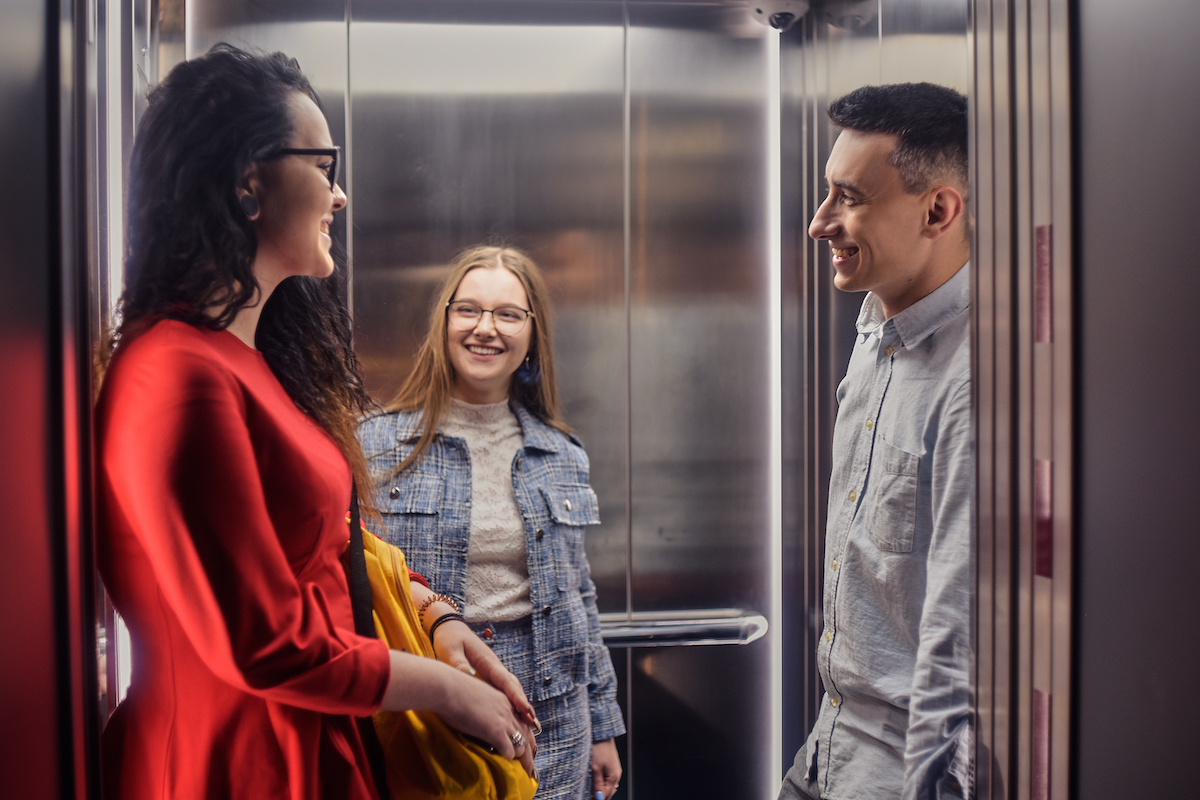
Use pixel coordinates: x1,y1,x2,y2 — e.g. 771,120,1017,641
591,738,622,799
410,579,540,732
432,618,540,733
379,650,537,777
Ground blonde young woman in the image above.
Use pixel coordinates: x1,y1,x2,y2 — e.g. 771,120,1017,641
358,246,625,800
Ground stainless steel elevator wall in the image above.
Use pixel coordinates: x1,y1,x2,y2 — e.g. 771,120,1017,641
178,3,969,798
346,1,629,601
346,4,776,797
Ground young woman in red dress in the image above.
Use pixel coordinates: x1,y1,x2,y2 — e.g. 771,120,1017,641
95,45,536,800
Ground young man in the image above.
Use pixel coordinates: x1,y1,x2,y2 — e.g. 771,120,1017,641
779,83,973,800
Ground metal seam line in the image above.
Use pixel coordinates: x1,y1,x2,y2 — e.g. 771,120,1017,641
766,27,784,797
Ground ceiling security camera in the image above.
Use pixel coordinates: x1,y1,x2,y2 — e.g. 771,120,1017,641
749,1,810,32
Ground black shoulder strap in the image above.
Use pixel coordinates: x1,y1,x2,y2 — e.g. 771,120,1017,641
346,479,390,797
347,479,376,638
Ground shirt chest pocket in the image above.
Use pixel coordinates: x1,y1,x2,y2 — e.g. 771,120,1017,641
867,438,920,553
378,472,444,549
538,483,601,591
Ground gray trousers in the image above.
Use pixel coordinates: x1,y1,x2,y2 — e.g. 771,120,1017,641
778,742,822,800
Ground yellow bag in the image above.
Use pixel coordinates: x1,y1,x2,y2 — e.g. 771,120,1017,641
360,532,538,800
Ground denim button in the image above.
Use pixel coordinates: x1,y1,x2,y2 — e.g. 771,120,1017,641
388,486,400,499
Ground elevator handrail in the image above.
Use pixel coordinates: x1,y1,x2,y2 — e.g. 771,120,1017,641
598,608,768,648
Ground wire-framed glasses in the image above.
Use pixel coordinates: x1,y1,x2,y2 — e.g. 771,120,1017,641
271,146,341,191
446,300,534,335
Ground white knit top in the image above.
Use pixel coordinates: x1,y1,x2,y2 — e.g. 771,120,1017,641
442,397,532,622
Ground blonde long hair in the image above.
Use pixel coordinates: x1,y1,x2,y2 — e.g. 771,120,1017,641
385,246,572,475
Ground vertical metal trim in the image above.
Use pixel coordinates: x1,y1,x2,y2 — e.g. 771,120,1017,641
621,4,633,797
765,28,784,794
1033,459,1052,579
973,0,1075,795
968,1,995,795
343,0,353,316
1034,224,1052,344
1013,0,1037,796
1047,0,1074,796
1032,688,1050,800
621,0,632,626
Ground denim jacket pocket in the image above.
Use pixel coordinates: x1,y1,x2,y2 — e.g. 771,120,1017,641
539,484,600,591
867,438,920,553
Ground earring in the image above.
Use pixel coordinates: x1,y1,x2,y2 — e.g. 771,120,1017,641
515,354,540,386
239,194,260,218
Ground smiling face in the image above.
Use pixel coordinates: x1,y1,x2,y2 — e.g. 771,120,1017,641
247,92,347,288
446,265,534,404
809,129,941,317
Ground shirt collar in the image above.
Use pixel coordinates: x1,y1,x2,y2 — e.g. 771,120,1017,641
855,262,970,349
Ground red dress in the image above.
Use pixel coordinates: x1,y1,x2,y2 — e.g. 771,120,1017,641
96,320,391,799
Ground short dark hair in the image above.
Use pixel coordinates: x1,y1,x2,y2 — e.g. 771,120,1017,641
827,82,968,196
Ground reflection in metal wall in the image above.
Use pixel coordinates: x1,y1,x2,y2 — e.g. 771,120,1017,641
346,0,629,608
347,3,776,797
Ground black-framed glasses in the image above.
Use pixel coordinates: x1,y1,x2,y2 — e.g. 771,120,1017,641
446,300,534,335
271,146,340,191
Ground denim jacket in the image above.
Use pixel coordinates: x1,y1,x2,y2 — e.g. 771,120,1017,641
357,403,625,741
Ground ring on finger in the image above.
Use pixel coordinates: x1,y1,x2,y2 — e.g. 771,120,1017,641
510,731,526,749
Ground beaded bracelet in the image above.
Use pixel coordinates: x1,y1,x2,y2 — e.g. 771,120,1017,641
428,612,466,650
417,592,461,628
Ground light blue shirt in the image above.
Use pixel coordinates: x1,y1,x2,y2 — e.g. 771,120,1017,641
806,264,973,800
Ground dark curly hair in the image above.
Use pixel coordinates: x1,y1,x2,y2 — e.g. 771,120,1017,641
828,82,968,198
112,43,375,495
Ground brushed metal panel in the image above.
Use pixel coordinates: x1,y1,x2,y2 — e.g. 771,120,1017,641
345,7,629,610
627,4,771,615
624,7,774,798
880,0,969,90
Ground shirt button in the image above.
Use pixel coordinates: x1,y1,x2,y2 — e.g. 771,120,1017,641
564,499,572,511
830,696,840,708
542,605,552,616
536,529,544,541
482,628,494,640
831,559,839,570
388,486,400,499
848,490,857,502
865,419,873,430
824,630,833,642
885,346,894,357
543,676,553,687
